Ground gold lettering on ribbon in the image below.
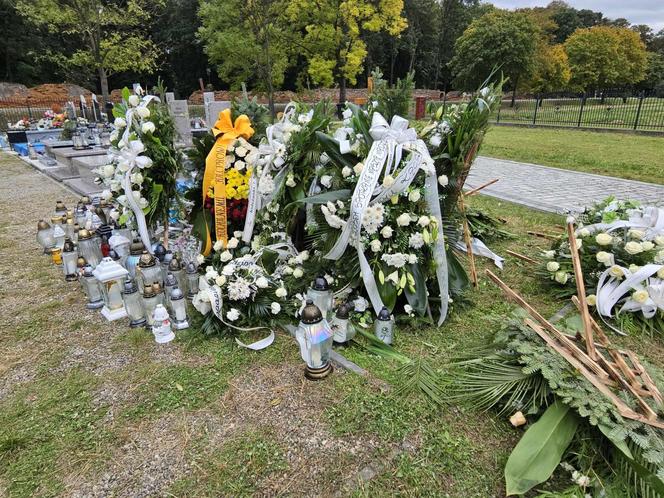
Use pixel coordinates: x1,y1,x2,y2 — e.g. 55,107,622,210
214,142,228,247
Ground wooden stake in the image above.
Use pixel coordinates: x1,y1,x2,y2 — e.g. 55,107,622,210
459,196,478,288
486,269,609,381
525,319,664,428
527,231,559,241
566,219,597,360
505,249,537,264
625,351,664,409
465,178,499,197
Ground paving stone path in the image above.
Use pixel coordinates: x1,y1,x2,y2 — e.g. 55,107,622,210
465,156,664,214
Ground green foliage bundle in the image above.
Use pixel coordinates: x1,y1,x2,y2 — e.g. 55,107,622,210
447,315,664,496
369,67,415,121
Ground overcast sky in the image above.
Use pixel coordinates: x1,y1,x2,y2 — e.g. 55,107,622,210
490,1,664,31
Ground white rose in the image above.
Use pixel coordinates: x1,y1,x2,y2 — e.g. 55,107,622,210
275,287,287,298
282,266,293,275
215,275,227,286
131,172,144,185
657,267,664,279
641,241,655,251
628,229,645,240
608,265,624,279
320,175,332,188
137,106,150,119
546,261,560,272
227,237,239,249
408,254,417,264
141,121,155,134
293,267,304,278
370,239,381,252
587,294,597,306
632,290,649,304
342,166,352,178
205,270,219,280
219,250,233,262
103,164,115,178
381,226,393,238
554,271,569,284
270,302,281,315
595,233,613,246
299,250,309,261
196,254,205,265
578,228,591,238
408,190,421,202
625,241,643,255
396,213,411,227
417,215,431,227
655,235,664,246
629,264,640,273
222,264,235,276
138,197,148,209
542,250,556,259
128,95,140,107
438,175,449,187
213,240,224,252
235,160,246,171
256,276,269,288
192,292,212,315
595,251,614,266
226,308,240,321
382,175,395,188
114,117,126,128
404,304,414,316
353,162,364,175
286,174,296,187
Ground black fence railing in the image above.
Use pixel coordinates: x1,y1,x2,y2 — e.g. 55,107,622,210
493,92,664,132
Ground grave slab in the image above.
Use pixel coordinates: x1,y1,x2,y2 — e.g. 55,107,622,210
63,177,103,197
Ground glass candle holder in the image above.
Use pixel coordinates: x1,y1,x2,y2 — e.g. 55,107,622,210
81,265,104,309
36,219,55,254
122,279,147,328
296,300,334,380
331,303,354,344
306,275,334,319
374,306,394,345
93,257,129,321
50,247,62,265
185,262,199,300
125,240,145,278
78,229,103,268
168,257,187,296
61,238,79,281
163,273,178,311
137,251,162,290
142,284,159,327
169,287,189,330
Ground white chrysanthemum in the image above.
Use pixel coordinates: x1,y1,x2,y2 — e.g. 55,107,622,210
554,271,568,284
228,277,252,301
546,261,560,272
381,253,409,268
226,308,240,321
362,203,385,234
258,173,275,195
409,233,425,249
293,267,304,278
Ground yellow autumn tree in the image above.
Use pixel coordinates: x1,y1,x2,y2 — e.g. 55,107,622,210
528,43,571,92
286,0,407,102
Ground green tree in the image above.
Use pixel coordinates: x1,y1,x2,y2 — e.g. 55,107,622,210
450,10,538,104
564,26,648,90
16,0,160,105
199,0,291,116
638,52,664,95
286,0,407,103
527,43,570,93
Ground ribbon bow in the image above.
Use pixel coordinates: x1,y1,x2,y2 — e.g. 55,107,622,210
202,109,254,255
324,111,450,324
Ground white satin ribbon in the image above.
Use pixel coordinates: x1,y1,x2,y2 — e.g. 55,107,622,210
596,264,664,319
324,113,449,324
454,237,504,269
117,94,159,253
579,207,664,239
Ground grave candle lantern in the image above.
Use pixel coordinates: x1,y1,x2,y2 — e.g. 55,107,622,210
331,303,354,344
296,300,334,380
93,257,129,321
77,228,103,268
81,265,104,309
185,262,199,300
168,257,187,295
374,306,394,345
169,287,189,330
163,272,178,311
151,305,175,344
61,238,79,281
36,219,55,254
306,275,334,318
125,240,145,278
122,279,147,328
142,284,159,326
137,251,162,289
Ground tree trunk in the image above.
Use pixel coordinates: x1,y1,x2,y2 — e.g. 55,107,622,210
99,67,109,107
339,75,346,104
510,76,519,108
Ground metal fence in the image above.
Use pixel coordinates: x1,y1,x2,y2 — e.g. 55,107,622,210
493,92,664,132
0,97,104,132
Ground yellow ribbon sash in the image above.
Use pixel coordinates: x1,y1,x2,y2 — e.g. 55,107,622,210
202,109,254,255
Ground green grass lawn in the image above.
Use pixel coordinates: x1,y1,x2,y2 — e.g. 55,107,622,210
481,126,664,184
2,152,663,496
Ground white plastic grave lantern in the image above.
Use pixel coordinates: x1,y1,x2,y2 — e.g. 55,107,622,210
61,238,79,282
296,300,334,380
151,304,175,343
185,262,199,300
169,287,190,330
36,220,55,254
93,257,129,321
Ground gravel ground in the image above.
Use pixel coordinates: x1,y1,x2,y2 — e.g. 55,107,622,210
0,152,394,497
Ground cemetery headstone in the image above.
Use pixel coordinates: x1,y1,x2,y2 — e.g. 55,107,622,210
168,100,193,148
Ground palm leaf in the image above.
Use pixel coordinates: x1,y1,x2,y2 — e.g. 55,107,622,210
395,358,446,408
